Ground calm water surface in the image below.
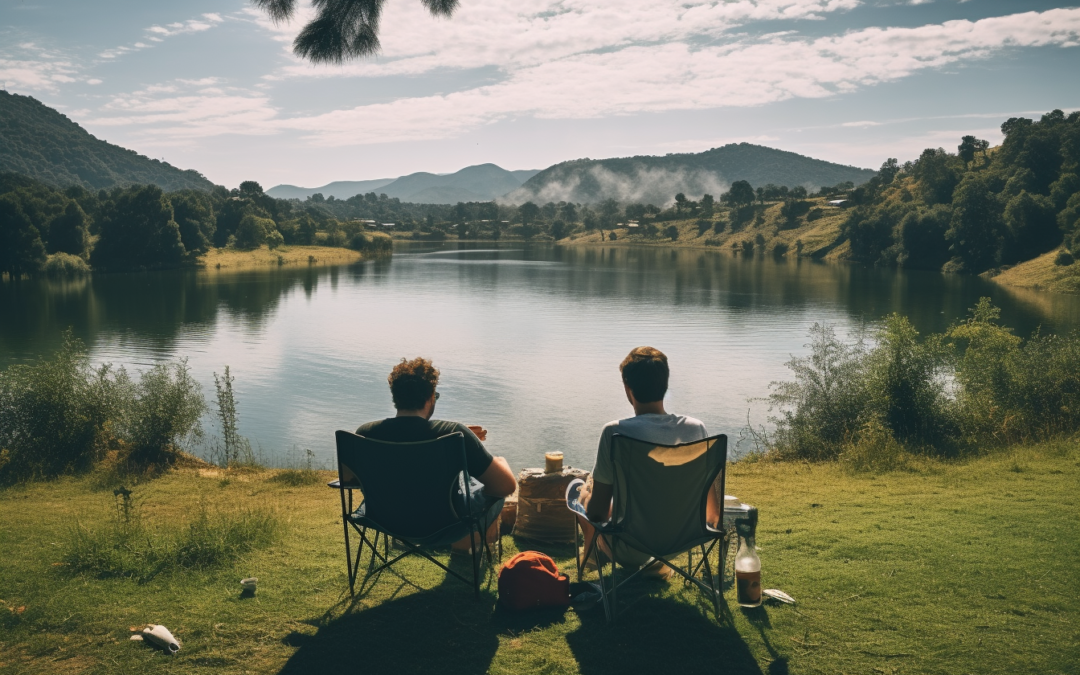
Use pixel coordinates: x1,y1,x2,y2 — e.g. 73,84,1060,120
3,242,1079,470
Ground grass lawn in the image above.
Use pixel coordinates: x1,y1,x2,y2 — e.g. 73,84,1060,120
1,440,1077,675
198,245,364,270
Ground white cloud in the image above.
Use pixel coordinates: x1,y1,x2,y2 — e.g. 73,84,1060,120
83,6,1080,149
278,8,1080,145
100,12,226,60
0,43,77,92
85,80,279,144
843,120,883,127
86,78,103,85
257,0,863,80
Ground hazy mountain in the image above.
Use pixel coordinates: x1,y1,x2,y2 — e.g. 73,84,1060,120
0,90,214,192
266,178,396,200
508,143,877,205
268,163,542,203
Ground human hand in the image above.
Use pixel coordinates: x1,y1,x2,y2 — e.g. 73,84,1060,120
467,425,487,441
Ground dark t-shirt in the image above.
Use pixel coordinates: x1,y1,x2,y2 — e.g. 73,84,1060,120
354,417,494,479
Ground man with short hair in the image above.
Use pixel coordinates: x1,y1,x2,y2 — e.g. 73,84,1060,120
570,346,719,575
356,357,517,531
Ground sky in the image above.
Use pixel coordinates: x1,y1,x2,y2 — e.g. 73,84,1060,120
1,0,1079,189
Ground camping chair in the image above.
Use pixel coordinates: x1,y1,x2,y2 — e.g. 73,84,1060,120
329,430,504,597
570,433,728,622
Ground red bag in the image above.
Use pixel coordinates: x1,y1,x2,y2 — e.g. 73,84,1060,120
497,551,571,611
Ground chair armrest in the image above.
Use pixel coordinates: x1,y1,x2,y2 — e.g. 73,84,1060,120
327,479,362,490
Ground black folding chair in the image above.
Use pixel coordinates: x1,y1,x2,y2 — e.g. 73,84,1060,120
330,430,504,597
570,433,729,622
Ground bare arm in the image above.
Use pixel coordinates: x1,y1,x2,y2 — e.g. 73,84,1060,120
707,485,720,528
476,456,517,498
585,480,613,523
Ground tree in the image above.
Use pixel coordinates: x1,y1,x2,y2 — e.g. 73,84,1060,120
170,190,216,253
946,174,1002,272
238,180,264,197
700,194,715,218
674,193,687,214
46,201,90,257
665,224,679,240
0,195,47,278
726,180,755,207
518,201,540,226
253,0,459,63
598,199,620,228
557,202,577,223
958,136,980,166
550,220,567,240
91,185,185,271
1002,191,1059,263
879,158,900,184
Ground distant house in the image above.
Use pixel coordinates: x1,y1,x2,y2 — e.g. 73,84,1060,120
627,221,639,228
380,223,395,229
827,199,850,208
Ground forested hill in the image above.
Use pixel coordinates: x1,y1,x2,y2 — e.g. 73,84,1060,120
842,109,1080,274
0,91,214,192
510,143,876,204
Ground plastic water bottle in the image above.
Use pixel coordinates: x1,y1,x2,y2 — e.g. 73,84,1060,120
734,507,761,608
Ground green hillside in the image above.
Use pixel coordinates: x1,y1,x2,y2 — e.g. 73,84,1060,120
512,143,876,204
0,90,214,192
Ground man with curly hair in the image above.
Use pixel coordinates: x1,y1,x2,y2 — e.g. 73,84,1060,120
356,357,517,529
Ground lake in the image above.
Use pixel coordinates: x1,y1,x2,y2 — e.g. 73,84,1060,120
2,242,1078,471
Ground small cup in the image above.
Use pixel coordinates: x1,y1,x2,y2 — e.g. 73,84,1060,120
545,452,564,473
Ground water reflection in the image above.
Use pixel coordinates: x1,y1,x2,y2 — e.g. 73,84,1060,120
1,243,1077,468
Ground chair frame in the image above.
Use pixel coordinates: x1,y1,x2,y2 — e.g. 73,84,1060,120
330,430,502,598
572,433,729,622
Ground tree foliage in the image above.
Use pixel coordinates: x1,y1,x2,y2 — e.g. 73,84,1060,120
840,109,1080,272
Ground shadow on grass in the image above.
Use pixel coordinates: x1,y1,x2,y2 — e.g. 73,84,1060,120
276,552,505,675
566,589,765,675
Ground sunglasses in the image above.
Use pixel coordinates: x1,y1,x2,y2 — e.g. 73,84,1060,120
434,392,440,400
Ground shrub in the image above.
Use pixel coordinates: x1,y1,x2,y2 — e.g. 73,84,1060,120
806,208,824,222
0,332,132,482
767,323,869,460
1055,249,1075,266
266,228,285,250
234,214,273,249
125,360,206,468
43,252,90,277
348,231,393,253
863,314,956,452
665,225,679,240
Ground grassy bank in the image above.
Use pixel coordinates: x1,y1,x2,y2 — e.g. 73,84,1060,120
557,198,851,264
197,245,364,271
2,440,1077,674
987,249,1080,294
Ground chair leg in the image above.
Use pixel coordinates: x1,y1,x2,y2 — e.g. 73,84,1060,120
611,540,620,624
343,517,355,595
701,543,721,619
470,523,481,599
593,537,611,623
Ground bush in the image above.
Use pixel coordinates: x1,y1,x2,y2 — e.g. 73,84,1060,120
234,214,273,249
767,324,869,460
266,228,285,250
0,332,131,482
665,225,679,240
63,501,279,581
43,252,91,277
1055,249,1075,266
767,299,1080,463
125,360,206,467
806,208,824,222
348,231,393,253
